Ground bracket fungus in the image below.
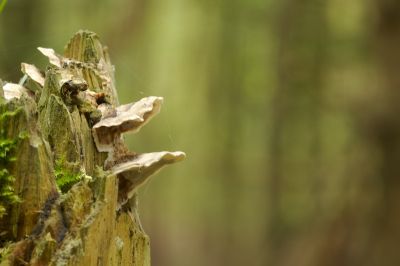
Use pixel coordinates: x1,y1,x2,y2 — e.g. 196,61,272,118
91,96,185,208
21,63,45,89
37,47,72,68
115,151,185,208
92,96,163,153
2,83,34,100
35,43,186,210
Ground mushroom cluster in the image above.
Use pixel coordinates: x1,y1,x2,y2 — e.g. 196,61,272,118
91,95,186,208
3,44,185,209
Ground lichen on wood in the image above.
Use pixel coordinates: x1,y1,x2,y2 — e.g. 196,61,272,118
0,30,185,265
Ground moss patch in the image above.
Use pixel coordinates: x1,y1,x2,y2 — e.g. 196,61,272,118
54,156,91,194
0,99,29,218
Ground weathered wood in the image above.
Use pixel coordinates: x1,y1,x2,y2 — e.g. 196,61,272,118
0,30,183,265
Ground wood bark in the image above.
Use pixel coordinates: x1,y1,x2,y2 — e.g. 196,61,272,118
0,31,151,266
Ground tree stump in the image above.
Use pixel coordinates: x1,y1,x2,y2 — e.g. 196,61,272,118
0,30,185,266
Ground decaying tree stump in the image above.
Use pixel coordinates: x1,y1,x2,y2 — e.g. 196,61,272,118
0,30,185,265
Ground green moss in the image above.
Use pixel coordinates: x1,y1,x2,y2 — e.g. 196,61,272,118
0,99,29,218
0,245,10,263
55,156,92,194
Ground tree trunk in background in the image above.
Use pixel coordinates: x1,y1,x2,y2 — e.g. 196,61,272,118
314,1,400,265
365,0,400,264
0,31,150,266
268,0,326,264
269,1,400,265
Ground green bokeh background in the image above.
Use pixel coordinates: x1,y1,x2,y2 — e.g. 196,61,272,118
1,0,400,265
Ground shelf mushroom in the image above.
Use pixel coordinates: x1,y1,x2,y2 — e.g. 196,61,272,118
92,96,163,154
2,83,34,100
35,43,185,209
115,151,185,208
92,96,186,208
21,63,45,89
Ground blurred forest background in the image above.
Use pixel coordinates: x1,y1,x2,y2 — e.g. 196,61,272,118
1,0,400,265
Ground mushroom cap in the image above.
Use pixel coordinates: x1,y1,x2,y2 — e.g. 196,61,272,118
2,83,34,100
114,151,186,207
92,96,163,152
21,63,45,88
37,47,66,68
